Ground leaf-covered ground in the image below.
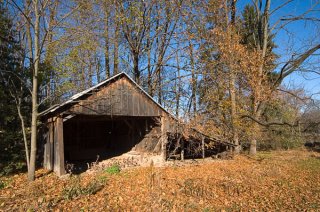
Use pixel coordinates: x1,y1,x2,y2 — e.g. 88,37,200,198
0,148,319,211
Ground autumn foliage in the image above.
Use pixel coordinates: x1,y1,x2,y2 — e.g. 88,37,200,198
0,148,319,211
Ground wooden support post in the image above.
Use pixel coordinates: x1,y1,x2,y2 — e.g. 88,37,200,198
53,116,65,176
202,136,205,159
180,138,184,161
44,123,50,169
161,115,169,161
44,120,54,170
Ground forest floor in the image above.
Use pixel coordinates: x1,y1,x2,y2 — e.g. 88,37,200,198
0,148,320,211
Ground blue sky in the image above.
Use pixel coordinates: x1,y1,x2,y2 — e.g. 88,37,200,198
238,0,320,99
7,0,319,102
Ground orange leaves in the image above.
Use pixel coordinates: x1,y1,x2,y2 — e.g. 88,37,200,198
0,149,319,211
209,26,273,102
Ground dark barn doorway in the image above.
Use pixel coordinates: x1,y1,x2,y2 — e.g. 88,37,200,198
63,115,159,173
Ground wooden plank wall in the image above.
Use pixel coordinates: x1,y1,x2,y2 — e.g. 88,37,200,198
68,77,163,117
43,117,65,176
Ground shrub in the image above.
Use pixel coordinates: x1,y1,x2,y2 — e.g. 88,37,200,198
98,175,108,184
62,176,104,200
104,164,121,175
241,130,303,152
82,180,104,195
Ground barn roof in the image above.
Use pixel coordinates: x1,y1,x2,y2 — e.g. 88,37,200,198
40,72,173,118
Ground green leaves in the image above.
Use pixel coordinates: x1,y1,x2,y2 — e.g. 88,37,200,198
104,164,121,175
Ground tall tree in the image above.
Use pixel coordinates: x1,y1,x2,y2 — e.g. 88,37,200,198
112,0,120,75
0,1,30,175
229,0,240,152
104,1,110,78
116,0,151,84
26,0,41,181
241,0,320,154
237,0,320,154
9,0,80,180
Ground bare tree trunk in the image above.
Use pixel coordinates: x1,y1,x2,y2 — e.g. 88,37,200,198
104,10,110,78
249,101,262,155
96,56,101,83
147,56,152,96
175,52,181,117
133,53,140,84
157,69,162,105
9,81,30,171
88,54,93,87
16,97,30,171
26,20,33,64
231,0,237,25
146,20,152,96
153,2,173,104
230,71,240,153
28,0,40,181
230,0,240,153
202,136,205,159
180,138,184,161
249,96,264,155
45,0,57,106
249,137,257,155
21,2,33,174
103,0,111,79
175,71,181,117
249,0,270,155
188,41,197,116
113,19,119,75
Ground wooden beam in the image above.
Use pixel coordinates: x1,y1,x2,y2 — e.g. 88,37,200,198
43,124,49,169
161,115,169,161
44,121,54,170
202,136,205,159
53,116,65,176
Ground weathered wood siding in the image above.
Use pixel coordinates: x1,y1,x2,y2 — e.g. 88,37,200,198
43,117,65,176
43,120,54,170
53,117,65,176
68,77,162,116
161,115,170,160
133,125,161,153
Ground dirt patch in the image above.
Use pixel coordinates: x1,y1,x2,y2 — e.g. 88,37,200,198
85,151,164,174
86,150,234,174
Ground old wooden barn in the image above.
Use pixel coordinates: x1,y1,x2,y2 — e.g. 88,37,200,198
40,72,233,176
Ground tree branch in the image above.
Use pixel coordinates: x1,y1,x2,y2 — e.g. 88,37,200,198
241,115,298,128
274,44,320,86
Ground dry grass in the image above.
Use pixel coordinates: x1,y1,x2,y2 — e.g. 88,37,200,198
0,148,319,211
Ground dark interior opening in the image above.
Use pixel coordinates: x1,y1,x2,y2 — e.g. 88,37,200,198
166,133,228,160
63,115,159,173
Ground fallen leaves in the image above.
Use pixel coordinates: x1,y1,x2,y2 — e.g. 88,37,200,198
0,149,319,211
